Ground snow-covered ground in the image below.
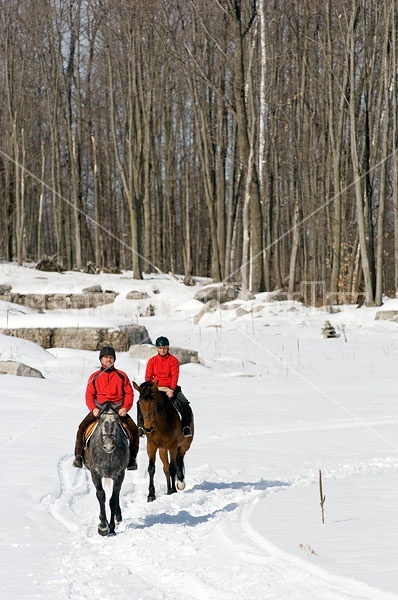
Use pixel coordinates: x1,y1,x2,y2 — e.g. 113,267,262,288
0,262,397,600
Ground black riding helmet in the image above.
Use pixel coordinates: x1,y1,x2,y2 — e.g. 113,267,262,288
155,336,170,347
99,346,116,360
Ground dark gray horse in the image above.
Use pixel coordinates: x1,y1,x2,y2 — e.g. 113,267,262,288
83,400,129,536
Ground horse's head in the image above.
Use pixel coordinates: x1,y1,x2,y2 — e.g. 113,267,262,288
133,380,158,399
133,381,160,433
95,400,122,454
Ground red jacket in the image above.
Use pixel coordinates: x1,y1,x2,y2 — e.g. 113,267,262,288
85,367,134,412
145,353,179,390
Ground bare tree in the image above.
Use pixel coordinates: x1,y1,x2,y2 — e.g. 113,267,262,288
0,0,397,302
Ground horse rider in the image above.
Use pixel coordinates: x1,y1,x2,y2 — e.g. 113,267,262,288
73,346,139,470
138,336,193,437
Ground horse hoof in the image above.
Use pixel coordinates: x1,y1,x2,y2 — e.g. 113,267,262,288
177,480,186,491
98,526,109,536
147,495,156,502
108,531,116,537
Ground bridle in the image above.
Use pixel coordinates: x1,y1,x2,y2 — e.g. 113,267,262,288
138,396,157,433
138,392,159,434
98,402,123,453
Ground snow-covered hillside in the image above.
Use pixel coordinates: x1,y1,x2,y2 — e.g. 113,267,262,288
0,262,397,599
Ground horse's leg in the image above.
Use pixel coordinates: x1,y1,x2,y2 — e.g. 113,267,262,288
114,502,122,525
158,448,172,494
169,446,178,494
91,471,109,536
160,446,178,495
113,471,125,525
176,429,193,490
108,471,125,535
176,451,186,490
147,440,157,502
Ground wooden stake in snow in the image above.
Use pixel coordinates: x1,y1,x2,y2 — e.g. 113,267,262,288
319,469,326,524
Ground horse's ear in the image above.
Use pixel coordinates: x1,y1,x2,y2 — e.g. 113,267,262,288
152,381,159,391
133,381,141,393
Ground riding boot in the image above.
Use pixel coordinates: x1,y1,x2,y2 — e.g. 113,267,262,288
127,448,138,470
73,455,83,468
74,431,84,467
73,412,96,468
136,403,145,437
124,414,139,470
174,391,193,437
182,408,193,437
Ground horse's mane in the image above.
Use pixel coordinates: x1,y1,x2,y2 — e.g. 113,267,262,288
100,401,118,412
140,380,167,402
139,380,157,400
96,400,123,415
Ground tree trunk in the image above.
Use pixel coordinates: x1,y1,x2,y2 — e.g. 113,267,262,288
348,1,374,305
228,1,263,292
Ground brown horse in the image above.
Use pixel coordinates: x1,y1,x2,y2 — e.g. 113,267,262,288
133,381,194,502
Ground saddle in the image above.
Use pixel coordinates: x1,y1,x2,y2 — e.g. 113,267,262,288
158,387,183,420
83,420,98,444
83,420,132,447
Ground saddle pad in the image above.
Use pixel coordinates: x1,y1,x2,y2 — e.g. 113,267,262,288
84,421,98,443
121,422,132,441
157,389,182,420
84,420,131,444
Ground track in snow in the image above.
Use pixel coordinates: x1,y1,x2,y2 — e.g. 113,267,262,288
39,454,398,600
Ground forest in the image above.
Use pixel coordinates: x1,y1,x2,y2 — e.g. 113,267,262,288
0,0,397,305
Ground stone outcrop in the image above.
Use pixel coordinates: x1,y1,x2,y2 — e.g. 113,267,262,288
0,290,118,311
129,343,201,365
0,360,44,378
194,284,239,304
321,321,338,338
126,290,150,300
193,299,220,324
0,285,153,351
170,346,202,365
375,310,398,322
0,325,150,352
82,285,102,293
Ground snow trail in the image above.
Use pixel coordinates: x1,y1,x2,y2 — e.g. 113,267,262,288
40,453,398,600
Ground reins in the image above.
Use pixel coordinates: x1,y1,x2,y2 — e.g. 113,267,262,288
97,402,125,450
138,388,169,435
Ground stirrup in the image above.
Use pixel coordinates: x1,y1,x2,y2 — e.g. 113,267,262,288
183,426,192,437
138,427,145,437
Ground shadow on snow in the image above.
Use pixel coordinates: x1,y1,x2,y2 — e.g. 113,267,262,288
126,478,289,530
189,478,289,493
